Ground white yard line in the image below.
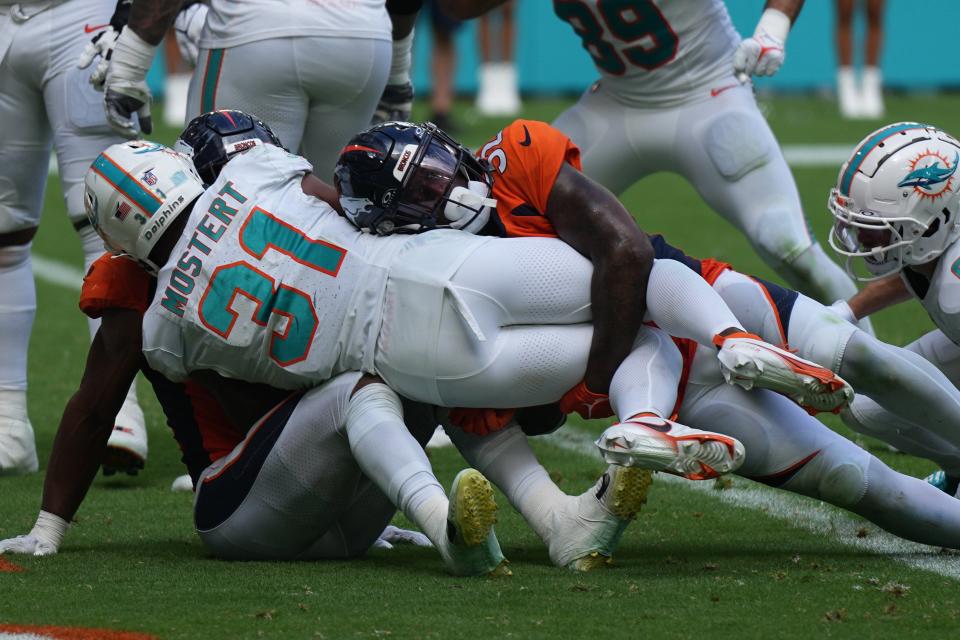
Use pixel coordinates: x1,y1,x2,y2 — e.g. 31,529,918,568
545,427,960,581
31,254,83,291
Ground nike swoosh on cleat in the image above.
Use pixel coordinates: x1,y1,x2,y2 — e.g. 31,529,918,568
519,125,532,146
84,23,109,33
710,84,738,98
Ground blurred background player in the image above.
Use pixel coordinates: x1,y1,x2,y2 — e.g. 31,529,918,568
424,0,463,132
95,0,421,178
835,0,886,119
475,2,520,117
0,0,146,476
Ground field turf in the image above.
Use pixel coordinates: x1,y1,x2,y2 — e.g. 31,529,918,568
4,95,960,639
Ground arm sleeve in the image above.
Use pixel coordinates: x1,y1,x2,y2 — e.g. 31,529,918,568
79,254,152,319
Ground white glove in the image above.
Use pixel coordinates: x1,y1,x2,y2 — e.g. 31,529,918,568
103,28,158,137
733,9,790,78
377,524,433,548
174,3,208,68
829,299,858,325
0,511,69,556
77,26,122,90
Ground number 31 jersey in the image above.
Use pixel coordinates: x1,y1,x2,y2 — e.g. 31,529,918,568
142,144,411,390
554,0,740,107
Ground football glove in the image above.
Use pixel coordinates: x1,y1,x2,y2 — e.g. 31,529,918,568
448,407,516,436
76,0,131,90
559,381,613,420
103,28,158,137
372,82,415,125
174,2,208,68
378,525,433,548
732,9,791,78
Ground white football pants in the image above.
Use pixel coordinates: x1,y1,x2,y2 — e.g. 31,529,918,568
187,36,390,179
552,79,859,306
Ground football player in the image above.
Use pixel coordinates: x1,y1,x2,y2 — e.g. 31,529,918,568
0,0,147,477
828,123,960,496
340,118,960,550
90,0,421,176
440,0,868,329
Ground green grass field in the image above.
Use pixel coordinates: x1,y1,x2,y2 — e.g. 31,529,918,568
4,95,960,639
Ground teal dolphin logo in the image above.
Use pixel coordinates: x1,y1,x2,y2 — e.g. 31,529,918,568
898,152,959,190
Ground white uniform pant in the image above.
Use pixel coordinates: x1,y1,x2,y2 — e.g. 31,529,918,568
187,36,390,178
0,0,122,232
195,374,437,560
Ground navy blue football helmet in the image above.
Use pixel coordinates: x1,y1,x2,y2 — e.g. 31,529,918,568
175,110,283,185
334,121,495,235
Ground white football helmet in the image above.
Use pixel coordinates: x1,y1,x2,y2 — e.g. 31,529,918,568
85,141,205,274
828,122,960,280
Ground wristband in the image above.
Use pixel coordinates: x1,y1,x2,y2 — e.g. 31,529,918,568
389,29,414,85
755,8,791,43
30,510,69,552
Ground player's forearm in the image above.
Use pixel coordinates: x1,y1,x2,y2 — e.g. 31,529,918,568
846,274,911,319
387,0,421,39
129,0,183,45
437,0,506,19
765,0,804,22
583,243,652,393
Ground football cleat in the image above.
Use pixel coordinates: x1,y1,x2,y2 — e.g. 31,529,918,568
170,474,194,492
714,332,854,414
925,470,960,497
596,415,745,480
104,403,148,476
441,469,511,577
0,391,38,476
551,466,653,571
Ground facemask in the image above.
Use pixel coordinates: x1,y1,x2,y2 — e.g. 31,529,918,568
443,180,497,234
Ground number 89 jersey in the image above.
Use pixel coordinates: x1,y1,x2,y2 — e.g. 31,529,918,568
554,0,740,107
142,144,406,390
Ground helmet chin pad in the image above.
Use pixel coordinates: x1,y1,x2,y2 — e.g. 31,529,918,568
443,180,497,232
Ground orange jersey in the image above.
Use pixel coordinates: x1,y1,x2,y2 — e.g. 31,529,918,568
79,253,241,477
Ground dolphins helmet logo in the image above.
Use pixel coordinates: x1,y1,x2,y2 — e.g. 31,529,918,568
897,149,959,200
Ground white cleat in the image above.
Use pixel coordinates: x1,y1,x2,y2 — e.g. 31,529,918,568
440,469,511,577
715,332,854,414
550,466,653,571
596,415,745,481
0,390,38,476
425,426,454,450
104,403,148,476
170,474,194,492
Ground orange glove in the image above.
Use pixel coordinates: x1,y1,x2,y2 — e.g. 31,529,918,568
448,408,516,436
559,381,613,420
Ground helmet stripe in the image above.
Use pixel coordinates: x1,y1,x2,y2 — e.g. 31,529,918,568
93,154,163,218
839,123,927,196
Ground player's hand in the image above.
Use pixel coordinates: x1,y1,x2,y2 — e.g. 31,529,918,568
733,30,784,77
559,381,613,420
77,26,122,90
378,525,433,548
372,82,414,125
174,3,208,68
448,407,516,436
102,28,158,137
0,534,57,557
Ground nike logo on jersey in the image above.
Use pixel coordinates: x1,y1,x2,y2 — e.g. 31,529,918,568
84,23,109,33
710,84,738,98
519,125,532,147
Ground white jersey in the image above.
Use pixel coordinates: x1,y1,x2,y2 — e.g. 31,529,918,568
199,0,391,49
556,0,740,107
902,241,960,345
142,144,414,389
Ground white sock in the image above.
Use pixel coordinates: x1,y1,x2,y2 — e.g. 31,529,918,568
344,383,448,546
609,326,682,420
644,259,741,345
445,424,566,544
0,244,35,391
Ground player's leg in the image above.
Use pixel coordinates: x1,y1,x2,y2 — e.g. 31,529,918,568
186,39,308,155
299,36,390,178
678,349,960,548
671,85,865,314
0,13,52,475
44,17,147,473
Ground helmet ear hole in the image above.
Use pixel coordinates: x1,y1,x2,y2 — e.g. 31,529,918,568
924,217,942,238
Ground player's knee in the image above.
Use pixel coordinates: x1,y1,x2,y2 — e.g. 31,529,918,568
0,242,31,271
747,207,812,266
703,111,772,182
815,442,870,507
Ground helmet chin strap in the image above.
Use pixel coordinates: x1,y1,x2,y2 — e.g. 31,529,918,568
444,180,497,228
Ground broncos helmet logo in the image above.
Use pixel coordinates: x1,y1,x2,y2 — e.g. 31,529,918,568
897,152,959,189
